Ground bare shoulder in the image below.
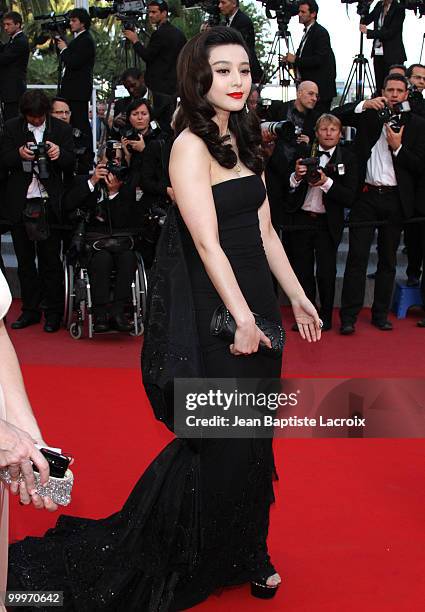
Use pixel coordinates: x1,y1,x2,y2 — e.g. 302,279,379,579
171,129,210,164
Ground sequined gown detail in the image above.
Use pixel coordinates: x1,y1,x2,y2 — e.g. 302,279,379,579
8,176,283,611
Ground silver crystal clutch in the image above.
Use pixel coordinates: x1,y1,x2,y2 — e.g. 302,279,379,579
0,467,74,506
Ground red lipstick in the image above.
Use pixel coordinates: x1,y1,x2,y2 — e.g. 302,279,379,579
227,92,243,99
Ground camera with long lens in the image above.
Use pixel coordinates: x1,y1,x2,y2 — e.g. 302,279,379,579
300,157,321,182
377,101,411,132
22,142,51,180
181,0,221,27
104,140,129,181
261,120,296,141
34,11,71,42
89,1,147,29
340,0,373,17
256,0,299,34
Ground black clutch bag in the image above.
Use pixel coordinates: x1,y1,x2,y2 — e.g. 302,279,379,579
210,304,285,359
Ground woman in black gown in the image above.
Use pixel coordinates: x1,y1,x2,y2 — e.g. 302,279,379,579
7,28,321,611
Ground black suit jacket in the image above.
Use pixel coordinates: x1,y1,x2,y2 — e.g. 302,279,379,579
140,137,173,207
228,10,263,83
60,30,96,102
134,21,186,95
265,100,320,166
295,22,337,102
63,175,136,233
361,1,406,64
334,103,425,219
280,100,320,143
285,145,358,246
0,31,29,103
0,116,75,224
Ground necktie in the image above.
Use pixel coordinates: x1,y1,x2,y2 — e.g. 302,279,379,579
318,150,331,158
299,27,308,51
225,17,230,26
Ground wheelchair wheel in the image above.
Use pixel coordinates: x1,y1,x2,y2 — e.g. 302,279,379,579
69,322,83,340
64,262,75,330
135,252,148,321
130,319,144,337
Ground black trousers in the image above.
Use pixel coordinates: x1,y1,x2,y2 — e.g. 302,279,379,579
405,222,422,279
373,56,393,94
68,100,93,152
88,249,136,315
289,210,338,323
11,223,64,316
340,188,403,325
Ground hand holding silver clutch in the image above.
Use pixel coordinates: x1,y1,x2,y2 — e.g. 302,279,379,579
0,446,74,506
0,466,74,506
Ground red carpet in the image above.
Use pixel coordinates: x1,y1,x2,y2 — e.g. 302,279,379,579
7,299,425,611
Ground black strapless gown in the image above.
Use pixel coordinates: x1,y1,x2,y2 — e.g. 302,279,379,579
8,176,283,611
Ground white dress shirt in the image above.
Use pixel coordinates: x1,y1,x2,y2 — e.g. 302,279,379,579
290,146,336,214
373,11,385,56
226,10,239,27
26,122,48,199
355,101,402,186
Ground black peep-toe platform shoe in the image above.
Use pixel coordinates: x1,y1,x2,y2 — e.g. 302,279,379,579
250,575,281,599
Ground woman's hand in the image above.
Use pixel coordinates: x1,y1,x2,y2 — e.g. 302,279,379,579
0,420,48,483
0,421,58,511
124,134,146,153
291,295,322,342
120,138,131,162
230,317,272,356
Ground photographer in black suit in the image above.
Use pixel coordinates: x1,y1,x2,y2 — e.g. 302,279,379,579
63,146,136,333
360,0,406,94
0,12,29,121
265,80,320,167
0,90,75,332
123,1,186,115
218,0,263,83
282,1,336,113
337,75,425,334
286,115,358,331
56,8,95,149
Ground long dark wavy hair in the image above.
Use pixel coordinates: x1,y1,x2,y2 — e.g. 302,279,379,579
176,27,264,175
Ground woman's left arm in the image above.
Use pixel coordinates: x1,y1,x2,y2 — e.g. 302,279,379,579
0,321,43,440
0,320,57,510
258,179,322,342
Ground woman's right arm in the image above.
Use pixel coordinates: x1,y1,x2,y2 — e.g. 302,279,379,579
169,133,270,355
0,320,57,510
